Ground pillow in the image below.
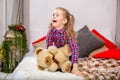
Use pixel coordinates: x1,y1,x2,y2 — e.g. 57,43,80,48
93,48,120,60
77,25,105,58
92,29,117,49
89,45,109,57
32,36,46,48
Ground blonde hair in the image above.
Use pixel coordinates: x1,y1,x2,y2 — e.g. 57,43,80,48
49,7,76,38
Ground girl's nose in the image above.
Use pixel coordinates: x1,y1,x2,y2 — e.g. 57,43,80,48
53,15,56,18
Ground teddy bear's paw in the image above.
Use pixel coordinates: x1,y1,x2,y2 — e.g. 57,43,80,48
65,63,71,72
61,61,72,73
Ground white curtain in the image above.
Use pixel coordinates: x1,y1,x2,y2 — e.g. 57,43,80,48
11,0,30,50
11,0,23,24
115,0,120,48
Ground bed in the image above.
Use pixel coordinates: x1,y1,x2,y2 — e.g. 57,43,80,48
10,52,120,80
1,50,120,80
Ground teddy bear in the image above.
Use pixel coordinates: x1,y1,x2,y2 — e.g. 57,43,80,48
35,44,72,73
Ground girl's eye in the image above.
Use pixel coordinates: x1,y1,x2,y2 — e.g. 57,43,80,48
52,13,59,17
56,14,59,17
52,14,55,17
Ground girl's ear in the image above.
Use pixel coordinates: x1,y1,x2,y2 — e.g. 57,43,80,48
63,19,67,24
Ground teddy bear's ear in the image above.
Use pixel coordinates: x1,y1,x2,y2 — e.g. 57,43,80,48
38,65,45,70
35,47,43,55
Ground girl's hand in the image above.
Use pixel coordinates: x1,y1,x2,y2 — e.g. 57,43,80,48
71,63,82,76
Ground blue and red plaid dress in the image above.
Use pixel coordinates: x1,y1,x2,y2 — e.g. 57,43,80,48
46,27,79,63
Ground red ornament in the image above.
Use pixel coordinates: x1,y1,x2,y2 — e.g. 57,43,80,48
16,24,26,32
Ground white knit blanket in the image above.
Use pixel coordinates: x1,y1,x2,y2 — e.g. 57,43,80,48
10,52,84,80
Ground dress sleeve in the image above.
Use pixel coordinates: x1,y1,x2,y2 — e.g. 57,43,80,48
68,36,79,63
46,31,53,49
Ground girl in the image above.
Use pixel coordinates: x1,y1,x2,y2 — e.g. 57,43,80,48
46,7,82,76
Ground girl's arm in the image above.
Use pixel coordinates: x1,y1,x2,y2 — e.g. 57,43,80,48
46,31,53,49
68,36,82,76
68,36,79,63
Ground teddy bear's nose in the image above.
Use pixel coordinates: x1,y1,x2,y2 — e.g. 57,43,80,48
45,56,52,65
45,59,51,65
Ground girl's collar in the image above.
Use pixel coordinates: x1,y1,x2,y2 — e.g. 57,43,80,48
52,27,66,33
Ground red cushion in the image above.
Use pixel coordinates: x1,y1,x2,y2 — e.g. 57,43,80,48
92,29,117,49
93,49,120,60
32,36,46,44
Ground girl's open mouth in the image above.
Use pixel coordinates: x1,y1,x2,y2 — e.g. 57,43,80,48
53,20,57,23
